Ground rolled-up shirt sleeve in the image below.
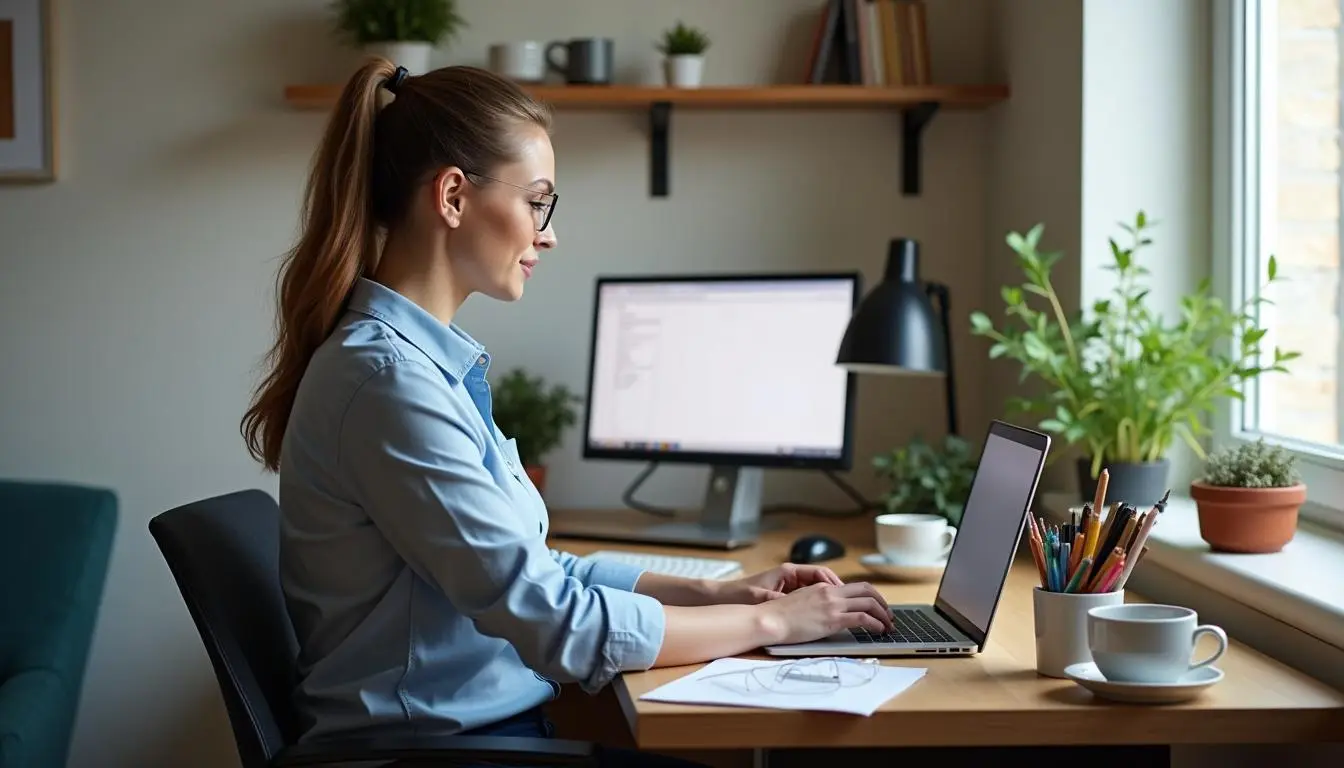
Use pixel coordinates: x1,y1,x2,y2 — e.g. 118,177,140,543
338,359,666,692
549,549,646,592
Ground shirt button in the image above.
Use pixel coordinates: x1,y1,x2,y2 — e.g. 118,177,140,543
477,356,487,366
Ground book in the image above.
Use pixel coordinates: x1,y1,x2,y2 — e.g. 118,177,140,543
805,0,932,87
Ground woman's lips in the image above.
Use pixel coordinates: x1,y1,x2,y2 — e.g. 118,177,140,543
521,259,537,278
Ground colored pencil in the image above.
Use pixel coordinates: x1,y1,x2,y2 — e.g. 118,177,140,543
1064,557,1092,592
1028,488,1170,593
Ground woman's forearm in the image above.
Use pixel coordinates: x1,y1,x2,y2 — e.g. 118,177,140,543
652,604,783,667
632,572,716,606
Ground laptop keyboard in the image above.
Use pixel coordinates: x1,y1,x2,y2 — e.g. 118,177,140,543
849,608,957,644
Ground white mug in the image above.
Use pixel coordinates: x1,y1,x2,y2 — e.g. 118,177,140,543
1087,603,1228,683
874,513,956,564
488,41,545,83
1033,587,1124,678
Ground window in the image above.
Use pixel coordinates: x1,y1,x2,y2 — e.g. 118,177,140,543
1216,0,1344,527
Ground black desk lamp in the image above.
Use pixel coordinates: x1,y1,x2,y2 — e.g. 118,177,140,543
836,238,959,436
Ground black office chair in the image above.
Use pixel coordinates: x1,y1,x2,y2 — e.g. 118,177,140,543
148,488,595,767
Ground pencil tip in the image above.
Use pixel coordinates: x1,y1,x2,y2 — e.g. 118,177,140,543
1159,489,1171,504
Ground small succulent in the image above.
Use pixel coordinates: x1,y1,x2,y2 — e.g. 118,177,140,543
657,21,711,56
1200,438,1301,488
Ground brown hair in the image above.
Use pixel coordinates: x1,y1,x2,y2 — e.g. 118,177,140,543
241,58,553,472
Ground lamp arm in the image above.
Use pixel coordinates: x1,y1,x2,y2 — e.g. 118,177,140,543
925,282,958,436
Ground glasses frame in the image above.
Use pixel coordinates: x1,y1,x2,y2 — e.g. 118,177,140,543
465,171,558,231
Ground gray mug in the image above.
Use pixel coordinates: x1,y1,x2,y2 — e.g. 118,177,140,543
546,38,614,84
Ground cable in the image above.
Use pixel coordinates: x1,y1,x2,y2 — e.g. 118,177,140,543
761,470,881,519
621,461,679,518
622,463,883,520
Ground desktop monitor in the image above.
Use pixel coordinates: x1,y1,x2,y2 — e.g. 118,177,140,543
568,272,861,549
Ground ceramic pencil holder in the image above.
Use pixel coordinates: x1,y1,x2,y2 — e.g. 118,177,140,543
1033,587,1125,678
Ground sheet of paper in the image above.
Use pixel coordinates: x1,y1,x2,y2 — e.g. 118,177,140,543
639,657,927,716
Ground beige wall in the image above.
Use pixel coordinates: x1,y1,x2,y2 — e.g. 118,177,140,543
983,0,1085,494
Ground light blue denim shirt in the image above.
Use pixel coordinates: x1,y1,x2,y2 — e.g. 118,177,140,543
277,277,667,741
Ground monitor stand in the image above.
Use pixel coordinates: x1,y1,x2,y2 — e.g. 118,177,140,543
554,466,778,550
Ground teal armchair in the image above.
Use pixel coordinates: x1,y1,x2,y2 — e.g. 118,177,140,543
0,481,117,768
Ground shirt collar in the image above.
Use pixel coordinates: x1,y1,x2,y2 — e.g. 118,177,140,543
344,277,487,382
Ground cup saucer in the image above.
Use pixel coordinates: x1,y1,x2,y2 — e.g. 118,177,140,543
858,553,946,582
1063,662,1224,704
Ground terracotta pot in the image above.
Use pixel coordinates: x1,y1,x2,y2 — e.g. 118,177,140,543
1190,481,1306,554
525,465,547,495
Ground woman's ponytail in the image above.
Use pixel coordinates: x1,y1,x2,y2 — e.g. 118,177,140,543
241,57,394,472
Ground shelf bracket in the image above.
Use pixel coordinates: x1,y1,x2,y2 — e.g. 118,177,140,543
900,101,940,196
650,101,672,197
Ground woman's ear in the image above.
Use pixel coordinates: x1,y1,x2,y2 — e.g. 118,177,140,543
435,167,468,228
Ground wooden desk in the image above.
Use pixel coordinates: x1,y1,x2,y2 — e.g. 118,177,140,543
548,509,1344,756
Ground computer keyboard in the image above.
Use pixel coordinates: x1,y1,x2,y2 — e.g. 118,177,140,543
849,609,957,644
587,550,745,580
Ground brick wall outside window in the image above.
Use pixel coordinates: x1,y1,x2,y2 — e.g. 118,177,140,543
1261,0,1342,446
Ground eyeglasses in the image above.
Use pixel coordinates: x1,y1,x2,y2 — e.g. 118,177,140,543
465,172,558,232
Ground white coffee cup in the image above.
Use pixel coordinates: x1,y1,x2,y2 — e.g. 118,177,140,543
1087,603,1228,684
489,41,545,83
874,513,956,564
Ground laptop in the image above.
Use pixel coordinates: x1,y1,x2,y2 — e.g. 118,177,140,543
764,419,1051,657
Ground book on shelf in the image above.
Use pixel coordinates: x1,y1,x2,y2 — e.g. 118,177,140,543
804,0,932,87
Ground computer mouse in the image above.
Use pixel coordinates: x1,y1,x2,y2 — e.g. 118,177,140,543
788,534,846,564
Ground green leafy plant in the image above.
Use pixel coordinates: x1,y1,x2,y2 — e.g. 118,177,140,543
1200,438,1301,488
872,435,977,527
969,210,1299,478
656,21,711,55
330,0,466,45
490,368,581,467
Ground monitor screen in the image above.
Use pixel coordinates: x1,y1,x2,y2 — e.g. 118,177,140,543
934,423,1049,644
582,274,859,469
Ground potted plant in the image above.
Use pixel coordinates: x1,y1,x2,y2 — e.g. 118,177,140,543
969,210,1298,507
490,368,580,496
330,0,467,75
1191,439,1306,553
872,434,977,528
657,21,711,88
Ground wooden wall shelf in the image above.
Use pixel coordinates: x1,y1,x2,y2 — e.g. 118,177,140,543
283,84,1010,197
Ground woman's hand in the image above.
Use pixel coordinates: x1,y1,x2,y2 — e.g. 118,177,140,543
756,581,895,644
709,563,845,605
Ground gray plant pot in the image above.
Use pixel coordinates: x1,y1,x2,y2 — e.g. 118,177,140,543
1076,457,1171,509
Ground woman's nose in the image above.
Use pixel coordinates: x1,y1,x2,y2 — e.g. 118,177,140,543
535,224,557,250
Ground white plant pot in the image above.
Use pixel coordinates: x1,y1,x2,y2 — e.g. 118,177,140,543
363,41,433,75
663,55,705,88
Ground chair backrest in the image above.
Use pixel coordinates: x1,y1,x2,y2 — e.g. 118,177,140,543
148,489,299,768
0,480,117,768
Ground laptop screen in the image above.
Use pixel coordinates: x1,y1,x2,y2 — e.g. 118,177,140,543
935,424,1048,644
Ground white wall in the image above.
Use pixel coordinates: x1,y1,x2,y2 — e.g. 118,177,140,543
1080,0,1213,490
982,0,1214,494
0,1,997,765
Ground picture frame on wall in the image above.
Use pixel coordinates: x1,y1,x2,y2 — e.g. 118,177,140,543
0,0,55,182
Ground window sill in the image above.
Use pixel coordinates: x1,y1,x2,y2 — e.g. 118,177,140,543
1039,491,1344,652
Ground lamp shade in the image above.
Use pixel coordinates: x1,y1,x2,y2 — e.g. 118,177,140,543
836,238,947,376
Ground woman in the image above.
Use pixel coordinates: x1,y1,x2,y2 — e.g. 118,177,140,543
240,58,894,763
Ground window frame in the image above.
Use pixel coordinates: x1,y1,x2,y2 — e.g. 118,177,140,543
1212,0,1344,531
